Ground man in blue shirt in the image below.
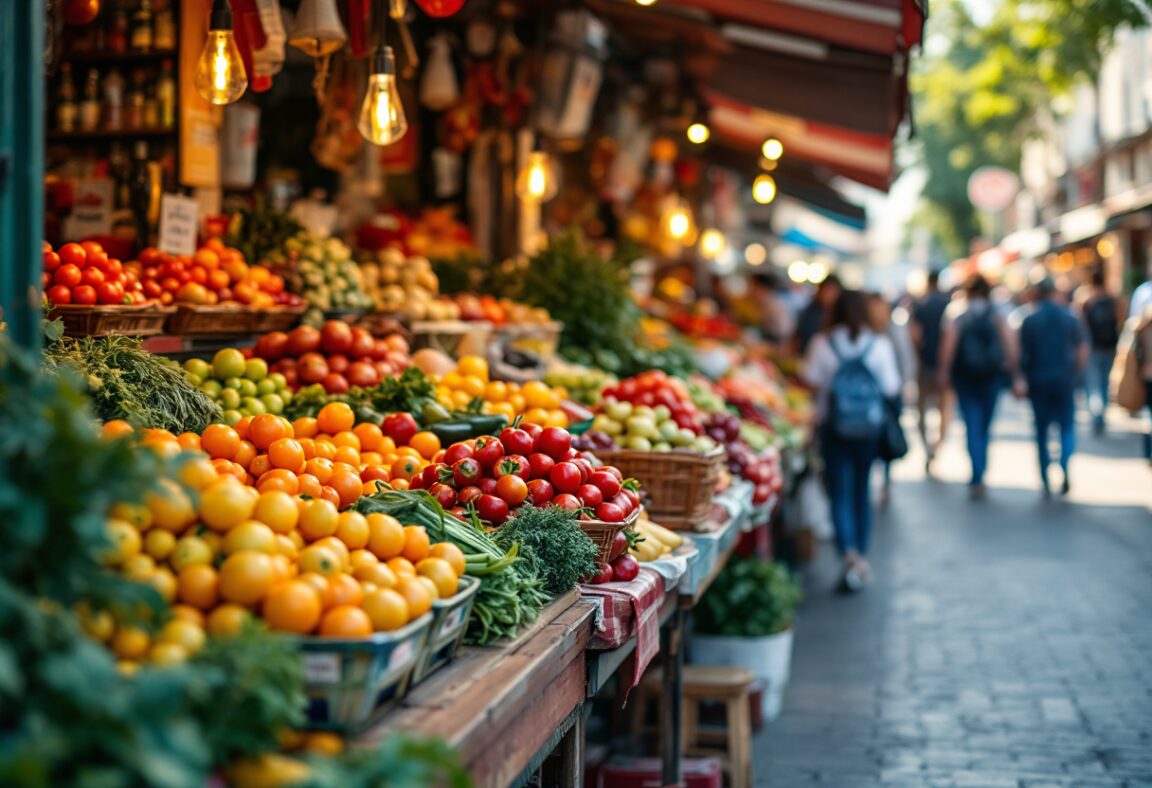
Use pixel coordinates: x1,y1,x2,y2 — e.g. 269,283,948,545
1016,278,1088,496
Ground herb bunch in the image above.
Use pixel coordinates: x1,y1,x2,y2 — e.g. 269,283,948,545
493,506,600,597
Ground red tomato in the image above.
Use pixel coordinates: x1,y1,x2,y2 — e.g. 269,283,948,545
472,436,505,470
496,455,529,479
533,427,572,461
571,458,593,484
54,264,83,288
58,243,86,268
602,465,624,482
452,458,483,488
549,462,582,495
429,483,458,509
46,284,72,305
189,266,208,285
495,475,528,507
458,485,483,504
346,361,379,388
72,285,98,305
443,442,474,466
595,502,626,523
589,470,622,499
326,354,349,375
420,462,448,489
521,422,544,441
576,484,603,508
527,452,555,479
142,280,163,299
526,479,554,506
43,250,61,272
81,267,105,287
322,373,350,394
96,281,125,305
297,353,330,384
349,328,374,359
475,494,510,525
41,272,52,289
551,493,582,511
498,427,534,456
320,320,354,355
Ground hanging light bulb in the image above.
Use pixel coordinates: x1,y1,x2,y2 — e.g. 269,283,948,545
761,137,784,161
358,46,409,145
635,0,658,5
195,0,248,105
515,151,560,203
753,174,777,204
662,200,695,243
699,229,726,259
686,122,710,145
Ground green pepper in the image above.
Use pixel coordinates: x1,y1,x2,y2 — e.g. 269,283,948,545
420,401,452,426
428,414,510,443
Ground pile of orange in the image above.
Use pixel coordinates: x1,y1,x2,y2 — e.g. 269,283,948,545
93,404,467,671
433,355,569,428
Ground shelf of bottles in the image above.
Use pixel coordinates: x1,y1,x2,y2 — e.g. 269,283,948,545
46,0,180,249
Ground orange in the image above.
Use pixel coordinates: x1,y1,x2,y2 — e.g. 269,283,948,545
263,580,323,634
249,413,289,450
297,572,333,608
170,535,213,571
395,576,433,618
298,438,316,460
176,432,202,452
332,445,361,468
298,545,341,578
201,424,241,460
232,415,253,439
112,627,151,660
178,455,219,490
298,498,339,541
248,454,272,479
274,534,298,558
366,514,405,559
316,402,355,435
357,562,398,589
234,440,257,469
332,431,361,452
359,452,383,467
312,440,336,461
319,486,342,509
389,478,410,491
348,549,378,576
353,423,384,452
207,603,251,636
417,557,459,598
268,438,307,473
269,554,294,583
212,458,247,483
297,473,323,500
305,457,334,483
329,469,364,509
254,490,299,534
362,588,410,631
256,468,300,495
429,542,466,576
336,511,370,550
390,456,420,482
400,525,431,563
200,478,257,532
328,574,364,608
102,419,135,439
318,605,372,637
218,550,276,606
177,564,220,610
223,520,277,555
145,479,196,533
312,536,350,570
170,604,206,627
292,417,319,439
409,431,441,460
415,575,441,602
385,556,416,578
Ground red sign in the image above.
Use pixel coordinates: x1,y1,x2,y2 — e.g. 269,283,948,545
967,166,1020,212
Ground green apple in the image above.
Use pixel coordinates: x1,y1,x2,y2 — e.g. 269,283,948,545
256,379,277,396
200,380,222,399
221,409,243,426
267,372,288,390
183,358,211,380
260,393,285,415
241,396,266,416
626,435,653,451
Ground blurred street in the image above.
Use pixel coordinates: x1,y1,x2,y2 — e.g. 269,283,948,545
755,401,1152,786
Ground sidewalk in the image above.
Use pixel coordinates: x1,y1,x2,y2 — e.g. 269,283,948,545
754,400,1152,786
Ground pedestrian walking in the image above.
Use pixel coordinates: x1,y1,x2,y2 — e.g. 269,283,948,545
869,293,916,507
1016,278,1088,497
1134,307,1152,462
1077,269,1123,434
750,271,796,345
802,290,902,591
910,270,953,471
937,274,1017,499
794,274,842,356
1129,273,1152,319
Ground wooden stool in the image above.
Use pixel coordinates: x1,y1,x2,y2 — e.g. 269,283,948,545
629,665,755,788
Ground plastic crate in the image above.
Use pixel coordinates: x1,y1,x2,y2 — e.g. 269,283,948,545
412,574,481,683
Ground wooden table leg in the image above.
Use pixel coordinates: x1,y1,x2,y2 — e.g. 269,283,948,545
542,708,585,788
727,695,752,788
660,606,685,786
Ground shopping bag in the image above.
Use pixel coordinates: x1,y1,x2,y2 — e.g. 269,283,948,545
878,398,909,462
1111,320,1147,413
796,474,832,540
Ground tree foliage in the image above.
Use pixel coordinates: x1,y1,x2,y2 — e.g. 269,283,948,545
908,0,1145,260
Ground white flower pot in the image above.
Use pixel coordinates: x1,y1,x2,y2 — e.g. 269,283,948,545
689,629,794,720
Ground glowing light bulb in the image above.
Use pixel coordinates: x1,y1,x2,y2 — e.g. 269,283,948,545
515,151,559,203
761,138,784,160
358,47,408,146
194,1,248,105
753,174,777,204
788,260,809,283
807,261,829,284
699,229,726,259
686,122,710,144
745,243,767,266
635,0,657,5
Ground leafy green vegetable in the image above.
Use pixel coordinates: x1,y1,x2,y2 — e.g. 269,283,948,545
694,557,801,638
43,336,221,434
284,368,438,424
493,506,599,597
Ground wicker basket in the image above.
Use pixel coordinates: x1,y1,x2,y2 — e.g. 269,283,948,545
593,446,726,531
165,304,265,335
580,508,640,564
48,304,174,337
252,305,307,333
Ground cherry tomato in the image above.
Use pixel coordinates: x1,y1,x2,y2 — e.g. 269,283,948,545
420,462,448,489
495,475,528,508
43,250,61,272
96,281,125,305
453,458,483,488
443,442,474,466
498,427,534,456
589,470,622,499
533,427,572,461
475,494,510,525
41,272,52,289
478,478,498,496
72,285,98,305
496,455,529,479
602,465,624,482
429,482,458,509
54,264,83,288
608,530,629,561
526,479,554,506
576,484,603,508
528,452,555,480
521,422,544,441
571,458,593,484
595,502,626,523
458,485,483,504
46,284,72,304
58,243,86,268
618,489,641,513
549,462,582,495
81,267,105,287
472,435,505,470
611,554,639,582
551,493,581,511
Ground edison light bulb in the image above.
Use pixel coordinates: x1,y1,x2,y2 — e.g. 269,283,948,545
194,1,247,105
686,122,710,144
699,228,726,259
753,174,777,204
515,151,559,203
358,47,408,146
761,137,784,160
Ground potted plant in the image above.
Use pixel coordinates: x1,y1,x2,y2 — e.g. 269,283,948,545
690,557,802,720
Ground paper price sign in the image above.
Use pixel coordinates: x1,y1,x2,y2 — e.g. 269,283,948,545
158,194,199,256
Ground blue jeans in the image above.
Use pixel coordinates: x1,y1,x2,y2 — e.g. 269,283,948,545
1029,382,1076,488
822,432,879,556
954,379,1002,486
1084,349,1113,428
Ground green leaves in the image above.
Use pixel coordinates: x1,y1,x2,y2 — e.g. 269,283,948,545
493,505,600,597
694,557,802,638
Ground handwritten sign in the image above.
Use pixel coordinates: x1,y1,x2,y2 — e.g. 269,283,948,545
63,178,114,240
157,194,199,256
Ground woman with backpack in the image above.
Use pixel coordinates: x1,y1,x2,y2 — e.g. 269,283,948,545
803,290,902,591
937,274,1018,499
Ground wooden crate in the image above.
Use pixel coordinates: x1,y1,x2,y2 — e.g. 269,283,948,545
593,447,726,530
252,305,307,333
165,304,264,335
48,304,174,337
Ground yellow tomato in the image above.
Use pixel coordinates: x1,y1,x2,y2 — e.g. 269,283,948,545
456,355,489,382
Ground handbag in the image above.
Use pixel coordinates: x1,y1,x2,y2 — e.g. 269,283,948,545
1111,318,1147,413
878,397,909,462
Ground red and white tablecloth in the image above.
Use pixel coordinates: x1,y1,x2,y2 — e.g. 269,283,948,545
580,567,666,687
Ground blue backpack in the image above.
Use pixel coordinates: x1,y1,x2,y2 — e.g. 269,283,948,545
827,336,884,440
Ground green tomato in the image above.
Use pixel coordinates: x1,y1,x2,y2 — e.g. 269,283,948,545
626,435,653,452
605,400,633,421
219,388,242,410
185,373,204,387
222,409,243,426
653,405,672,422
223,377,243,391
653,441,672,452
244,358,269,382
267,372,288,390
184,358,211,380
238,379,258,398
200,380,223,399
212,348,247,380
658,419,680,441
260,393,285,415
256,379,277,396
241,396,267,416
279,388,293,404
591,414,622,436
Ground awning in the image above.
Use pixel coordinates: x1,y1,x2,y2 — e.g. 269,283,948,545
665,0,925,56
769,196,869,257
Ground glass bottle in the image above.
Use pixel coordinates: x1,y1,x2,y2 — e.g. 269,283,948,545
125,69,145,129
109,142,132,210
56,63,78,132
79,68,102,131
131,141,155,247
131,0,154,52
153,0,176,50
108,6,130,55
142,81,160,128
157,59,176,128
104,68,126,130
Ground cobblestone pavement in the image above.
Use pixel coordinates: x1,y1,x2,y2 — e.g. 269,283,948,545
753,400,1152,787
